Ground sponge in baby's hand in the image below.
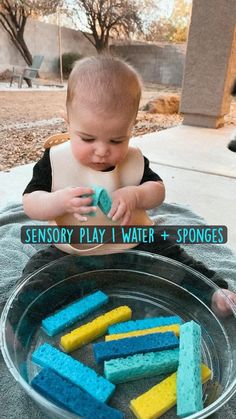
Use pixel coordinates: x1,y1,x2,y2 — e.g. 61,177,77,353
60,305,132,352
104,348,179,384
108,315,182,335
90,185,112,215
177,321,202,417
130,364,211,419
41,291,109,336
31,343,115,403
98,188,112,214
93,331,179,364
32,368,124,419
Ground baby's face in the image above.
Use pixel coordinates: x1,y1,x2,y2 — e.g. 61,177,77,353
68,101,134,171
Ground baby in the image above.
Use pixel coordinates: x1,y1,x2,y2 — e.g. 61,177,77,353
23,55,236,317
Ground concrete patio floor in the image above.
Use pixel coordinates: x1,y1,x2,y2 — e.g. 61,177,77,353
0,124,236,250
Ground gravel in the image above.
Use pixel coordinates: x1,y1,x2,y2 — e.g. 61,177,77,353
1,87,235,172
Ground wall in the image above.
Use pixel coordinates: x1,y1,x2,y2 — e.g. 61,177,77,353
0,19,186,86
0,18,96,76
111,42,186,86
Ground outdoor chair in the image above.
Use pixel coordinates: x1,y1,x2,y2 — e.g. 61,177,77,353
10,55,44,88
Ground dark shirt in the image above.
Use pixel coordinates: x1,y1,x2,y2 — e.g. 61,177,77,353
23,149,162,195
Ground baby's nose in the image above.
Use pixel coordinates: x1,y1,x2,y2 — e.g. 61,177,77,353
95,144,109,157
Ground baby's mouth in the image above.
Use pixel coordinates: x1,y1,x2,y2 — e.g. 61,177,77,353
91,162,115,171
91,161,109,168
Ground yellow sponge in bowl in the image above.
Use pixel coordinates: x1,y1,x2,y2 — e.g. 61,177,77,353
130,364,211,419
60,305,132,352
105,324,180,341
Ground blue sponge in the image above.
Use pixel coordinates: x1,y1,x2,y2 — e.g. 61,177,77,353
97,188,112,214
177,321,203,417
93,331,179,364
41,290,109,336
91,186,112,215
104,348,179,384
32,343,115,403
31,368,124,419
108,315,182,334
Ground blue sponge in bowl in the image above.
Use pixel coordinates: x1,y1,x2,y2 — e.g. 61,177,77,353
41,290,109,336
31,368,124,419
93,331,179,364
32,343,115,403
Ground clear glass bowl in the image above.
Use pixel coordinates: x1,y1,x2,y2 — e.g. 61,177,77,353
1,250,236,419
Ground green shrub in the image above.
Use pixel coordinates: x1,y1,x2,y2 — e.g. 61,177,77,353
60,52,82,78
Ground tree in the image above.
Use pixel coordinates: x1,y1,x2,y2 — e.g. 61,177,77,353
0,0,62,65
68,0,155,52
170,0,191,42
144,0,192,43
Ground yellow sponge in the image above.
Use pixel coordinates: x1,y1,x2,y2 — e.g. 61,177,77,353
130,364,211,419
105,324,180,341
60,306,132,352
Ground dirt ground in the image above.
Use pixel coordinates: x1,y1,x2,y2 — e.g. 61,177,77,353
0,84,235,171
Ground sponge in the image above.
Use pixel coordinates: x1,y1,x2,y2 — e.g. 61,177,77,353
93,331,179,364
104,348,179,384
97,188,112,214
41,290,109,336
60,305,132,352
177,321,203,417
108,315,182,335
91,185,112,215
32,368,124,419
82,186,112,216
31,343,115,403
105,324,180,341
130,364,211,419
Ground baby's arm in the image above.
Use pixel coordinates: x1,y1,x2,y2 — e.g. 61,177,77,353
23,187,96,222
155,238,236,318
136,181,165,209
108,181,165,225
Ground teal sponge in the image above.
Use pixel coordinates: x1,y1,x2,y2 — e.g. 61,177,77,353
97,188,112,214
177,321,202,417
83,185,112,216
104,348,179,384
32,343,115,403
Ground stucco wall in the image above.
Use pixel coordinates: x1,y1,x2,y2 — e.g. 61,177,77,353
0,18,96,76
0,19,186,85
111,43,186,86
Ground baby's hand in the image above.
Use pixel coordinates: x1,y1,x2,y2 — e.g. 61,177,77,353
56,186,96,222
211,289,236,318
108,186,138,225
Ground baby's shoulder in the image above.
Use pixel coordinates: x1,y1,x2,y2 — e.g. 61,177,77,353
126,145,144,161
43,133,70,149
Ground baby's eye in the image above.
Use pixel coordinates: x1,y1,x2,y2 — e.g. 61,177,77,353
110,140,123,144
81,137,94,142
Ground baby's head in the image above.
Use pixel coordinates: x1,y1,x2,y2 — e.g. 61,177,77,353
66,55,142,171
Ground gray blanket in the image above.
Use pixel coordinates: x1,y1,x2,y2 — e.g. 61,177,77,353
0,201,236,418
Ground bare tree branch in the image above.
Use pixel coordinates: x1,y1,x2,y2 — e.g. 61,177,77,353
67,0,150,52
0,0,63,65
